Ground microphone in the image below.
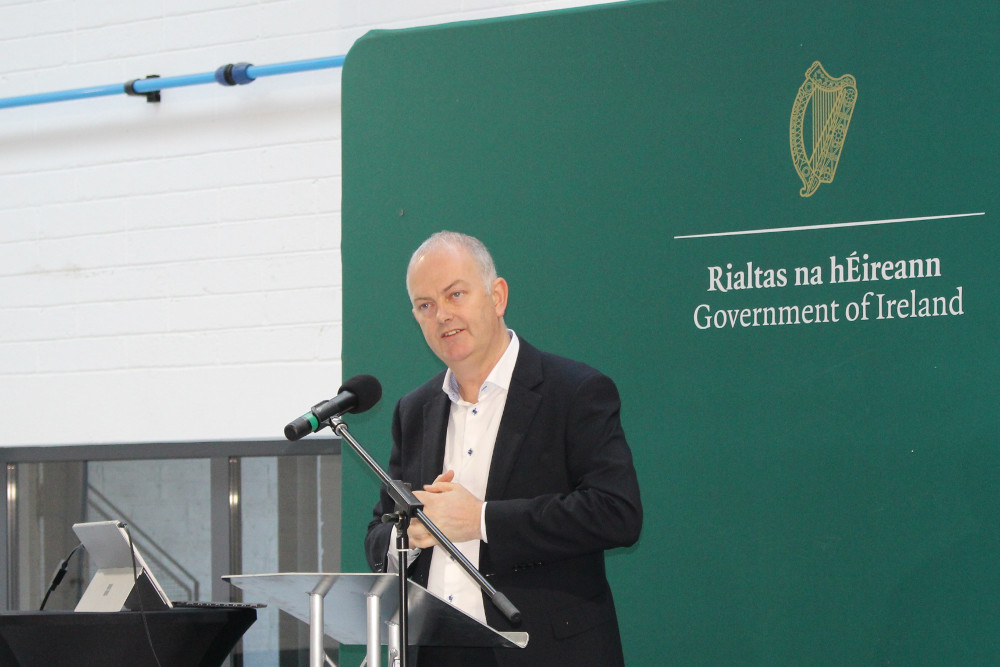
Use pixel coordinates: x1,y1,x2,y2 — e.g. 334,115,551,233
284,374,382,441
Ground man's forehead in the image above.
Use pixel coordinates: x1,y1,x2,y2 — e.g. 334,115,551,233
408,247,478,291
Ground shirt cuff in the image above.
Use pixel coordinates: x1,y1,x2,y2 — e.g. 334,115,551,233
386,525,421,573
480,501,489,543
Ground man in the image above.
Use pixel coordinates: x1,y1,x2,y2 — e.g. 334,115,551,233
365,231,642,666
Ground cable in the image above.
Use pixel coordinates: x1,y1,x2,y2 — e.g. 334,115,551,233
125,524,164,667
39,542,83,610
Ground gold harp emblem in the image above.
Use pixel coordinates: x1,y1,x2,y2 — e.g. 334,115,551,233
789,62,858,197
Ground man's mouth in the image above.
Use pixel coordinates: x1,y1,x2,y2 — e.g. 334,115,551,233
442,329,462,338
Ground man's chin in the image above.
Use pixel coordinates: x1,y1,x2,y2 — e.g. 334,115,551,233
434,345,472,367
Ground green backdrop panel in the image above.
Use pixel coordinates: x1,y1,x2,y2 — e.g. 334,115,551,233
340,0,999,663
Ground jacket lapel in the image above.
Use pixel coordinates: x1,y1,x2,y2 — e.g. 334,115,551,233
420,390,451,485
485,339,543,501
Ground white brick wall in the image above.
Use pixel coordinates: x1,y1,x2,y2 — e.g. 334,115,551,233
0,0,618,447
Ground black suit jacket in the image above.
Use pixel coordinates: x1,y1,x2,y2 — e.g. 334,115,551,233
366,339,642,666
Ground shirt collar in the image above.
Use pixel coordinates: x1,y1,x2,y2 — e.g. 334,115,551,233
442,330,519,404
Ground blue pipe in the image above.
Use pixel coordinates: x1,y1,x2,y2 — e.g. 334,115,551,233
0,55,346,110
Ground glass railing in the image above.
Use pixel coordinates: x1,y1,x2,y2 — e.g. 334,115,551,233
2,439,340,666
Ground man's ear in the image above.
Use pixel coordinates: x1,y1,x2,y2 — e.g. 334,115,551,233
492,277,509,317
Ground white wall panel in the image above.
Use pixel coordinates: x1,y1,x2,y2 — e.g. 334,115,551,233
0,0,620,446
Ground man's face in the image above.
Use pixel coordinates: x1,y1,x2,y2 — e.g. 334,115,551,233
407,244,508,374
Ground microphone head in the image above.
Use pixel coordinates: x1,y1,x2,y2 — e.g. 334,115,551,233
338,374,382,414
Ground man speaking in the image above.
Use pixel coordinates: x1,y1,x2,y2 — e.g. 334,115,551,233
365,231,642,666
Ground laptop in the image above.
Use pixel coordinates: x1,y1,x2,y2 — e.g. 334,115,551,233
72,520,173,612
73,519,265,612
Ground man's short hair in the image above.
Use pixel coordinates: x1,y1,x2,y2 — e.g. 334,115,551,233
407,231,498,295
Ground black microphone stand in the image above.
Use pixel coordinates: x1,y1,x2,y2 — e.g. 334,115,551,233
328,416,521,666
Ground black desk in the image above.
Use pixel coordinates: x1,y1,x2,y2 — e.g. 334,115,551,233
0,608,256,667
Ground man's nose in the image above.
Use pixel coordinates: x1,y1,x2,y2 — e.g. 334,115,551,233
436,302,452,322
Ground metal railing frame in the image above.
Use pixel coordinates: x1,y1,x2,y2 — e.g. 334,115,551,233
1,438,340,610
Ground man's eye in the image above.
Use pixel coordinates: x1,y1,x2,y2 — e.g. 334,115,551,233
451,291,463,299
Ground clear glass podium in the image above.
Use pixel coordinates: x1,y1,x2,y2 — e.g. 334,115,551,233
226,573,527,667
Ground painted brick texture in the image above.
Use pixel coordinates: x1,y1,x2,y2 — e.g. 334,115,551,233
0,0,615,446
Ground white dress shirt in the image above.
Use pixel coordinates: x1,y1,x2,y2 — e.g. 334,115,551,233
387,331,519,624
426,331,519,623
